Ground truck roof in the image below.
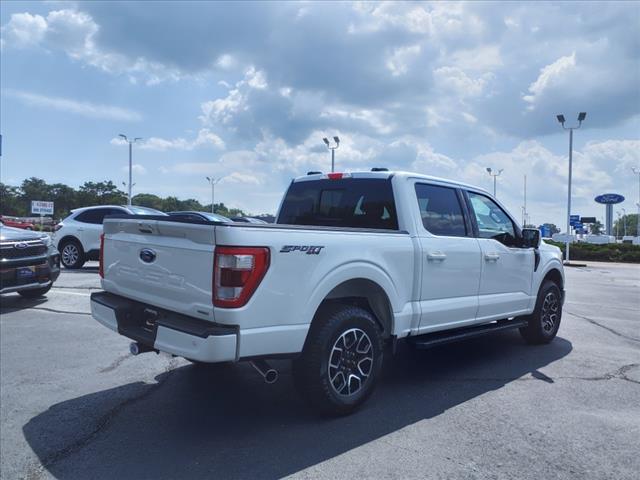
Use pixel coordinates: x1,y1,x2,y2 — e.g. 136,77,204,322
293,170,490,195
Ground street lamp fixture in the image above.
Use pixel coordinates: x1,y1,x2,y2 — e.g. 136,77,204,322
119,134,142,206
632,167,640,238
485,167,503,197
322,136,340,172
556,111,586,264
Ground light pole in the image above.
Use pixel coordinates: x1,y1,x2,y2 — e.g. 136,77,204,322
621,207,627,237
119,134,142,206
206,176,223,213
322,136,340,172
485,167,503,197
616,210,621,239
556,112,586,263
632,167,640,238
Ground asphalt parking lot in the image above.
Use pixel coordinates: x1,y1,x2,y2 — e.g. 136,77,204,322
1,262,639,480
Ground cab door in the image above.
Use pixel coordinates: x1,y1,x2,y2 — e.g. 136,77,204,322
414,182,482,333
465,191,534,321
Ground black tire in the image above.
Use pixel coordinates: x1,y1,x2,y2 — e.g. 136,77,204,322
18,285,52,298
519,280,562,344
59,239,85,269
292,304,384,416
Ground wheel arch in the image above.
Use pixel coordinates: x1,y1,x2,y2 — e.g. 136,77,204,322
306,277,395,341
56,235,83,251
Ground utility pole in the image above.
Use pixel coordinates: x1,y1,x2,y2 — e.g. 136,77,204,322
556,112,586,264
486,167,503,197
522,174,527,226
206,177,223,213
632,167,640,238
119,134,142,206
322,136,340,172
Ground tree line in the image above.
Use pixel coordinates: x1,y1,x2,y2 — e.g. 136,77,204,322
0,177,251,220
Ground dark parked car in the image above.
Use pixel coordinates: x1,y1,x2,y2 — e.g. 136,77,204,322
168,211,232,222
0,221,60,297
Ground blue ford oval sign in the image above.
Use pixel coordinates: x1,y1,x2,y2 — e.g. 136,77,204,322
139,248,156,263
594,193,625,204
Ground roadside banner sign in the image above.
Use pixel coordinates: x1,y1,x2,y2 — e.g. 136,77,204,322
570,215,580,223
31,201,54,215
581,217,596,224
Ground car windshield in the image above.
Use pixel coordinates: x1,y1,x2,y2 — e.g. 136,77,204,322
200,212,231,222
127,206,167,215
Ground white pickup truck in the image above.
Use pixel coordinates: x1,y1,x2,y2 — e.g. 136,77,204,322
91,170,565,415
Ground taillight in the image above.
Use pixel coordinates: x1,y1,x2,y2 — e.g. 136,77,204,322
99,233,105,278
213,246,270,308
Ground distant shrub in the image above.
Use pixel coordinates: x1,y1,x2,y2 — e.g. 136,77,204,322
546,240,640,263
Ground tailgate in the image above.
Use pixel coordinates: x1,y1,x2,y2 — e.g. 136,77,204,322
101,217,216,320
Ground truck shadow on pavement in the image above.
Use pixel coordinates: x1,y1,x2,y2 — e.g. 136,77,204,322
23,333,572,480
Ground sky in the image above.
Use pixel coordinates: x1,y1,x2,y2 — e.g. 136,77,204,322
1,1,639,228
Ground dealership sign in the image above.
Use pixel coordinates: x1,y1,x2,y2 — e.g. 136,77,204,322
594,193,625,205
31,201,54,215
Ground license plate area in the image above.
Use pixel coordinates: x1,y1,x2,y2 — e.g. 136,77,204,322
17,266,36,281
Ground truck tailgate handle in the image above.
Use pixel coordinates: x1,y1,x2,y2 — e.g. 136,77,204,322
484,253,500,262
427,251,447,261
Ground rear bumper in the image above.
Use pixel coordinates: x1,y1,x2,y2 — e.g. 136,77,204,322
91,291,238,362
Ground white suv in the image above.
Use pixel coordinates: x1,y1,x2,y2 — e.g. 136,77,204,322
53,205,165,269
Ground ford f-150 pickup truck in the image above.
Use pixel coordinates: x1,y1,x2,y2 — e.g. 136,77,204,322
91,170,565,414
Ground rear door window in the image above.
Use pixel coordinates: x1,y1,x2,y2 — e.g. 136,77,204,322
415,183,467,237
277,178,398,230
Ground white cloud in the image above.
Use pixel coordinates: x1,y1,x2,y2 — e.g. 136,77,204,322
111,129,225,151
4,89,142,121
523,52,576,108
1,12,47,48
121,164,147,175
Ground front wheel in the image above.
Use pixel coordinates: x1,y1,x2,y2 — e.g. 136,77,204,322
519,280,562,344
60,239,85,269
293,304,384,416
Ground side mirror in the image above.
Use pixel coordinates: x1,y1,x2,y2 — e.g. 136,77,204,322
521,228,541,249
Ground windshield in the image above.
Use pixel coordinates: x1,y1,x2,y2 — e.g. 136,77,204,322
127,206,167,216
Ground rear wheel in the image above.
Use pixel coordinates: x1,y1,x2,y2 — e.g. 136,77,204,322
60,239,85,269
519,280,562,344
18,285,52,298
293,304,384,416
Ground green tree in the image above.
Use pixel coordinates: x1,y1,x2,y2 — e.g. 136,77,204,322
590,220,604,235
132,193,163,210
0,183,25,216
613,213,639,238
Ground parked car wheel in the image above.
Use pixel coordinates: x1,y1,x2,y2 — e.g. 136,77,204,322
293,304,384,416
519,280,562,344
60,239,85,269
18,285,52,298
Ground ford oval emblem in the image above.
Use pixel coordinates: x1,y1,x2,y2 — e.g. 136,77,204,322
139,248,156,263
15,242,29,249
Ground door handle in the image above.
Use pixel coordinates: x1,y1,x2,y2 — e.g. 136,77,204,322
427,251,447,261
484,253,500,262
77,228,84,232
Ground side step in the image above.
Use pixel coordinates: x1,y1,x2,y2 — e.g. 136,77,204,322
407,319,528,350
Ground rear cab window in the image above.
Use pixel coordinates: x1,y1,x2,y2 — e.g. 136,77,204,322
277,178,398,230
415,183,467,237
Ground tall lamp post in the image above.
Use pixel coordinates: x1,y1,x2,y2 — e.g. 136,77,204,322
485,167,503,197
206,176,223,214
632,167,640,238
322,136,340,172
621,207,627,237
119,134,142,206
556,112,586,264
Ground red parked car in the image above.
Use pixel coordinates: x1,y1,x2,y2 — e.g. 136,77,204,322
0,216,35,230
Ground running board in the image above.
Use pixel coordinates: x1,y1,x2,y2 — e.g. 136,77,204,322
408,319,528,350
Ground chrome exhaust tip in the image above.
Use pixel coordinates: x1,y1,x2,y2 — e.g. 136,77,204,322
129,342,155,356
250,359,279,384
